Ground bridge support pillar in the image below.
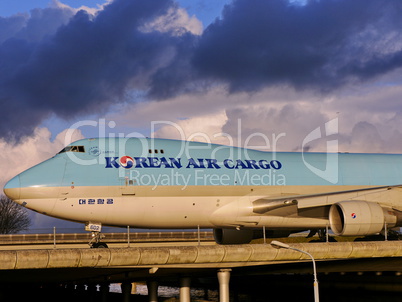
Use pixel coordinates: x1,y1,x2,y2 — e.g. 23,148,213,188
121,282,132,302
179,277,191,302
147,280,159,302
218,269,231,302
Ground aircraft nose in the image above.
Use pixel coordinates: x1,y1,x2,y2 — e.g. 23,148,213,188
3,175,21,201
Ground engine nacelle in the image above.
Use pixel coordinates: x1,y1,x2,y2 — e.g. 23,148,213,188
213,228,254,244
329,200,384,236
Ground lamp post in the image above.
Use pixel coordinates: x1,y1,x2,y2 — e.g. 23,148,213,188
271,240,319,302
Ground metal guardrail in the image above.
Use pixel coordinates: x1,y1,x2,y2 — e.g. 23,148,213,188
0,231,214,245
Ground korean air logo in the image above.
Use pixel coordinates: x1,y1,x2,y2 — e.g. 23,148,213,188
89,146,100,157
351,213,357,219
119,156,134,169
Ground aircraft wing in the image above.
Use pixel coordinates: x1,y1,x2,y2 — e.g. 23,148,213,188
252,184,402,214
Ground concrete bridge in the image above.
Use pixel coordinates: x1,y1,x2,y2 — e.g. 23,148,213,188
1,241,402,301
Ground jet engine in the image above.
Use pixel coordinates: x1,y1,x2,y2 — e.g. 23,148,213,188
329,200,391,236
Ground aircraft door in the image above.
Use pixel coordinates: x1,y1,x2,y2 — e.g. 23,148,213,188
120,169,136,196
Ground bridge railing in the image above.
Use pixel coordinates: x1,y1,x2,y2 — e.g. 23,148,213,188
0,230,214,246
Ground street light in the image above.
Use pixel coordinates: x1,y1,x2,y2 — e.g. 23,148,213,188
270,240,319,302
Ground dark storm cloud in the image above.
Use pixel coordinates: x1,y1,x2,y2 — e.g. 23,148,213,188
192,0,402,93
0,0,192,140
1,0,402,141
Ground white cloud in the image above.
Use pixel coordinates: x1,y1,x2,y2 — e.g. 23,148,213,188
139,6,203,36
153,111,229,144
108,81,402,155
50,0,110,16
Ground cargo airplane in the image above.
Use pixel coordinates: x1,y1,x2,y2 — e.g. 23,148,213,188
4,137,402,247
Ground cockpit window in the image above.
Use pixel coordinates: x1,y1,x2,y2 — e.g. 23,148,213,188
58,145,85,154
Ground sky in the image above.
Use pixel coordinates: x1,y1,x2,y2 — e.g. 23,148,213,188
1,0,402,231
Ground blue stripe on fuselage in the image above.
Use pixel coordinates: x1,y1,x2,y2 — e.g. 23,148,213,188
14,138,402,188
